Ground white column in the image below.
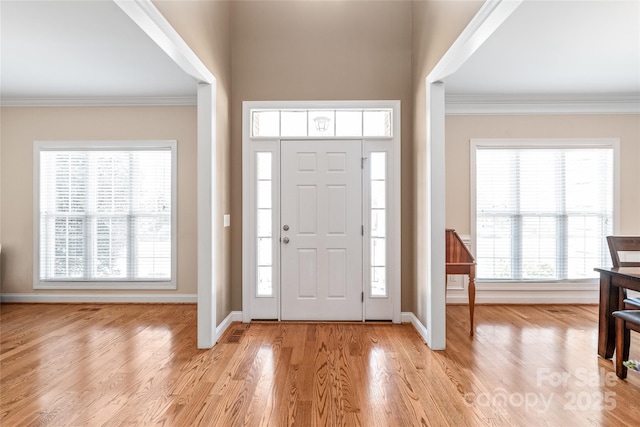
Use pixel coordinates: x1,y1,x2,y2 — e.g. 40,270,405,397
426,81,446,350
197,82,217,348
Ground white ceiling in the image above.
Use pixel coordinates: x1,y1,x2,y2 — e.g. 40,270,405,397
0,0,196,103
445,0,640,97
1,0,638,106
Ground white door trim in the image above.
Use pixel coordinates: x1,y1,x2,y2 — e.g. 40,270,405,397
242,100,401,323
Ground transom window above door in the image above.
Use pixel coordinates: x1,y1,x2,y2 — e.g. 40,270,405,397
252,108,393,138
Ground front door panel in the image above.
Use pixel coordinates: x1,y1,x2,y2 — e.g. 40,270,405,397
280,140,362,320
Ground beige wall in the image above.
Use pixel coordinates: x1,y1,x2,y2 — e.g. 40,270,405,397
153,0,233,323
0,109,3,241
230,0,413,311
0,106,198,295
445,114,640,235
411,1,483,321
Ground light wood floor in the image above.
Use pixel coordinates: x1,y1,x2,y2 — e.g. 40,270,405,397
1,304,639,426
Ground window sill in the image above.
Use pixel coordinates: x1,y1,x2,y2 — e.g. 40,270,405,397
34,281,176,290
476,279,599,292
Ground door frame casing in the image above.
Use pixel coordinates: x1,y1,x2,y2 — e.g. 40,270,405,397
242,100,401,323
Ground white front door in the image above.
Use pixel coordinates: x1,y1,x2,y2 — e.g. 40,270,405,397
280,140,363,320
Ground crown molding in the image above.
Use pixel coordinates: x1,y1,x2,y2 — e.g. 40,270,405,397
445,94,640,115
0,96,197,107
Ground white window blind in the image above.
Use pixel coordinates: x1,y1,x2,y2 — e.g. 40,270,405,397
474,143,614,281
37,143,175,285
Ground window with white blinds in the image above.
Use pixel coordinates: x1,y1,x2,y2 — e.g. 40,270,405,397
472,140,616,281
35,141,176,289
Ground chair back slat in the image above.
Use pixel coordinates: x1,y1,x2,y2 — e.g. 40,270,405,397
607,236,640,267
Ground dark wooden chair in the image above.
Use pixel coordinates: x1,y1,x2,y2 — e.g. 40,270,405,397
612,310,640,379
606,236,640,309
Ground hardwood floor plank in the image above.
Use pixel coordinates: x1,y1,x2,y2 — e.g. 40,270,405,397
241,346,279,426
2,303,639,426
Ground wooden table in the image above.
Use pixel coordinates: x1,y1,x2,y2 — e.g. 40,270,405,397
594,267,640,359
446,229,476,336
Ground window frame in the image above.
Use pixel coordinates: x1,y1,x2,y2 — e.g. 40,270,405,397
33,140,178,290
470,138,620,286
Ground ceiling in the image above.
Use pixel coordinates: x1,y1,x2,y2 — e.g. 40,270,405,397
1,0,638,106
445,0,640,97
0,0,196,104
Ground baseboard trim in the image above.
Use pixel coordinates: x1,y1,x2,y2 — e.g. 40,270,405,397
402,311,429,344
446,291,599,305
215,311,243,342
0,293,197,303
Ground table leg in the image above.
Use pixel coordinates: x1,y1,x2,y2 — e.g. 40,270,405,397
469,265,476,337
598,274,617,359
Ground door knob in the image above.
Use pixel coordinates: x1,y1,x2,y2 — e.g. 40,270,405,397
282,237,290,244
283,225,289,231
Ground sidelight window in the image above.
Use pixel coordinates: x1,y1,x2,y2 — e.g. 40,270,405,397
370,152,387,296
256,152,274,296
